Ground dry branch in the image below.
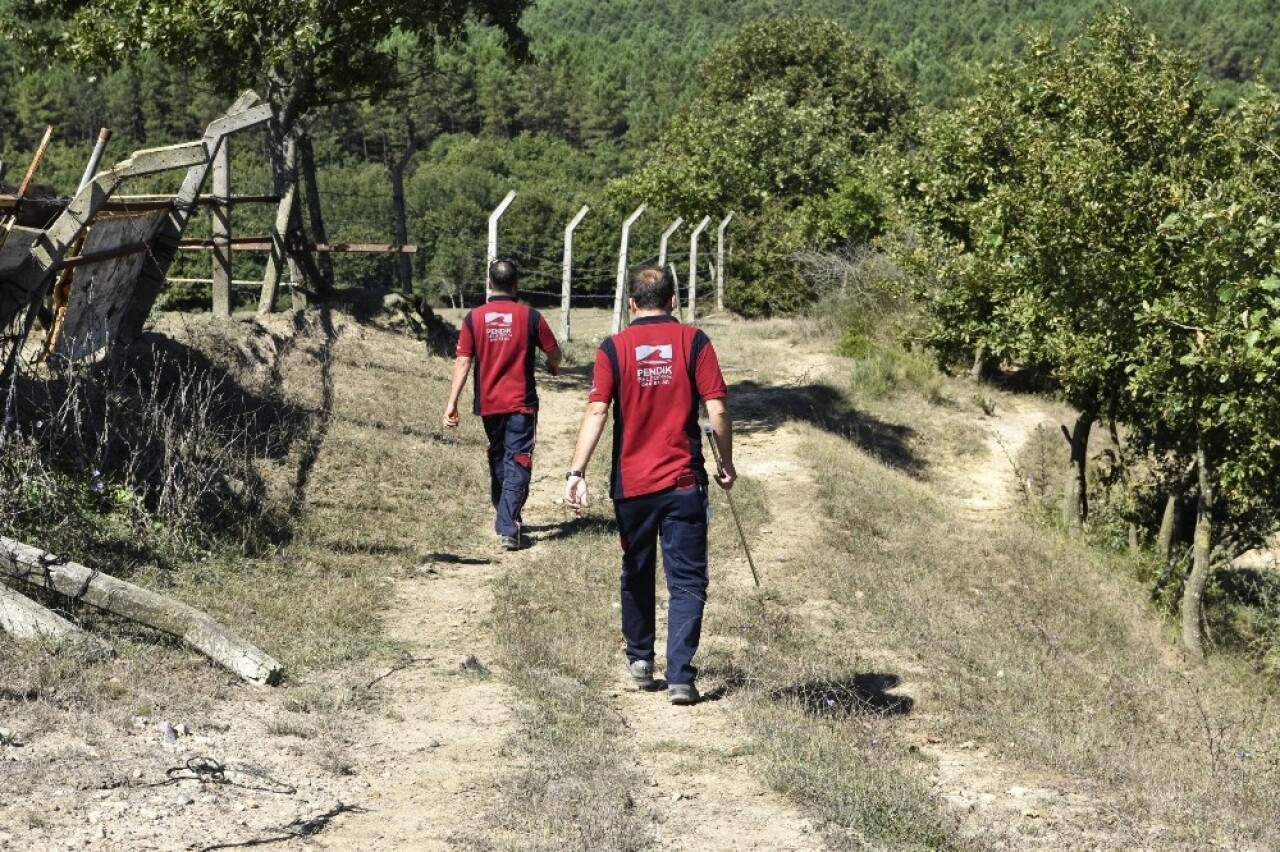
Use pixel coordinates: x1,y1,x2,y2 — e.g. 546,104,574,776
0,536,283,685
0,582,114,658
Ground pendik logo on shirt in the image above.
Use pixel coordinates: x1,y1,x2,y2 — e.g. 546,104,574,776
485,311,514,342
635,344,674,387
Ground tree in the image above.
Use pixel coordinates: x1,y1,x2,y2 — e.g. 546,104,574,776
3,0,531,295
614,17,910,316
892,11,1224,532
1127,88,1280,657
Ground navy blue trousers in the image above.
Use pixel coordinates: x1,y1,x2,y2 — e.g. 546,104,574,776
614,485,709,686
483,412,536,537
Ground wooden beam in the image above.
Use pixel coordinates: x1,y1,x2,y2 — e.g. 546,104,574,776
211,139,231,318
0,583,114,658
0,536,284,685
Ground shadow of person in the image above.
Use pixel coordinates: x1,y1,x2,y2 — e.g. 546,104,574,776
727,380,924,476
771,672,914,717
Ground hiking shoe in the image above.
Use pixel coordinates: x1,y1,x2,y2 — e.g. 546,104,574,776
629,659,657,691
500,534,528,551
668,683,699,705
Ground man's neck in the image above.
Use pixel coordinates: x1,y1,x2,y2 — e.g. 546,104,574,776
632,309,671,319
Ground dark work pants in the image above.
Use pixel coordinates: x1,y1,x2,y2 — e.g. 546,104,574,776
483,412,536,537
614,485,710,686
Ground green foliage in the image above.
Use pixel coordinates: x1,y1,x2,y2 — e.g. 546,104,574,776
615,17,909,316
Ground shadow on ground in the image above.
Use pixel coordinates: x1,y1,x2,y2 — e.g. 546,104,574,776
729,380,923,476
772,673,914,717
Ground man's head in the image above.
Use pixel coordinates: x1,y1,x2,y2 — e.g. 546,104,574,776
488,259,519,294
628,265,675,311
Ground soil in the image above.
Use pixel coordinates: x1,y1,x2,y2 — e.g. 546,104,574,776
0,307,1131,851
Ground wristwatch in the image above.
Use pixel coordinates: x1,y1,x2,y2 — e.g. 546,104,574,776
566,469,584,480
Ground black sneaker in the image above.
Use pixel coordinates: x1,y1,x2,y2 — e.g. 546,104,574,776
500,534,528,551
668,683,699,705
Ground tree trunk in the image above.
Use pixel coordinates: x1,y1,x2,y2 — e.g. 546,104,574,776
298,133,334,299
969,345,988,381
1181,444,1213,661
261,74,322,306
1156,492,1178,563
1061,409,1095,535
390,116,417,296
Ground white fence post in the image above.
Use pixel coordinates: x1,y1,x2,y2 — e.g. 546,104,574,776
716,211,734,312
687,216,712,322
561,204,590,342
488,190,517,264
658,217,684,271
612,204,646,334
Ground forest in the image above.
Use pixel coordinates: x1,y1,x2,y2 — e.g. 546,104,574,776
2,0,1279,307
4,0,1280,662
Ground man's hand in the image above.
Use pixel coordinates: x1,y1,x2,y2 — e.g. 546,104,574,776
565,476,588,512
443,403,460,429
714,460,737,491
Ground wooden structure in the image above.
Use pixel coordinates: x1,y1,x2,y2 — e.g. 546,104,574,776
0,93,272,385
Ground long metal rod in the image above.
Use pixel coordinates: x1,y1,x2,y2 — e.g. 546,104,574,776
701,424,760,587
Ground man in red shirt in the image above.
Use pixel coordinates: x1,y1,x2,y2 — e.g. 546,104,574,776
564,264,735,705
445,259,561,550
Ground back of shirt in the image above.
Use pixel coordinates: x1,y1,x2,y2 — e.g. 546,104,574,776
457,295,558,416
589,315,727,499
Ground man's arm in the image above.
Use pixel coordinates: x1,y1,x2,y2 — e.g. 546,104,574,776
704,397,736,490
545,346,562,376
443,355,473,428
565,401,609,511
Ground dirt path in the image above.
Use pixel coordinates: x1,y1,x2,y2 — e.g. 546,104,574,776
315,560,521,850
522,367,825,851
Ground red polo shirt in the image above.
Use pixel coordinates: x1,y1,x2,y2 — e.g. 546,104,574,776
457,295,559,416
589,315,727,499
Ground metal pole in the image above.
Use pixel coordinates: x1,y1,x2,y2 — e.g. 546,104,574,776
612,204,646,334
561,205,589,342
701,424,760,587
687,216,712,323
78,128,112,192
488,190,517,264
669,263,684,322
658,217,684,271
716,211,734,312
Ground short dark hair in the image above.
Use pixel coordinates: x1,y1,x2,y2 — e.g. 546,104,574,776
629,265,673,309
489,259,519,292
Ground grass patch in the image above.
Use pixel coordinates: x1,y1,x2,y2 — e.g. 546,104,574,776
804,416,1280,848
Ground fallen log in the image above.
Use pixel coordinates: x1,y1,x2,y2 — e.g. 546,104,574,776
0,537,283,685
0,582,114,658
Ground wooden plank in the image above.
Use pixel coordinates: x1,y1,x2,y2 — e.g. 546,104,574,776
180,240,416,253
58,241,148,268
0,536,283,685
211,140,231,318
51,210,168,361
0,583,114,658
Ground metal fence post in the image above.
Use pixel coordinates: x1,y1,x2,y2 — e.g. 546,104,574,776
612,204,646,334
687,216,712,322
561,204,590,342
488,190,517,264
716,211,734,313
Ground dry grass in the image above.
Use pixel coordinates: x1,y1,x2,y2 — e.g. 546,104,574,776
7,301,1280,849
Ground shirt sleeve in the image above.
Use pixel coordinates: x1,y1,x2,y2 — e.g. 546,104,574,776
694,335,728,401
535,313,559,354
456,313,475,358
588,344,616,404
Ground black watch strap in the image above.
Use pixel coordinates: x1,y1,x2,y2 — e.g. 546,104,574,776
566,469,585,480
